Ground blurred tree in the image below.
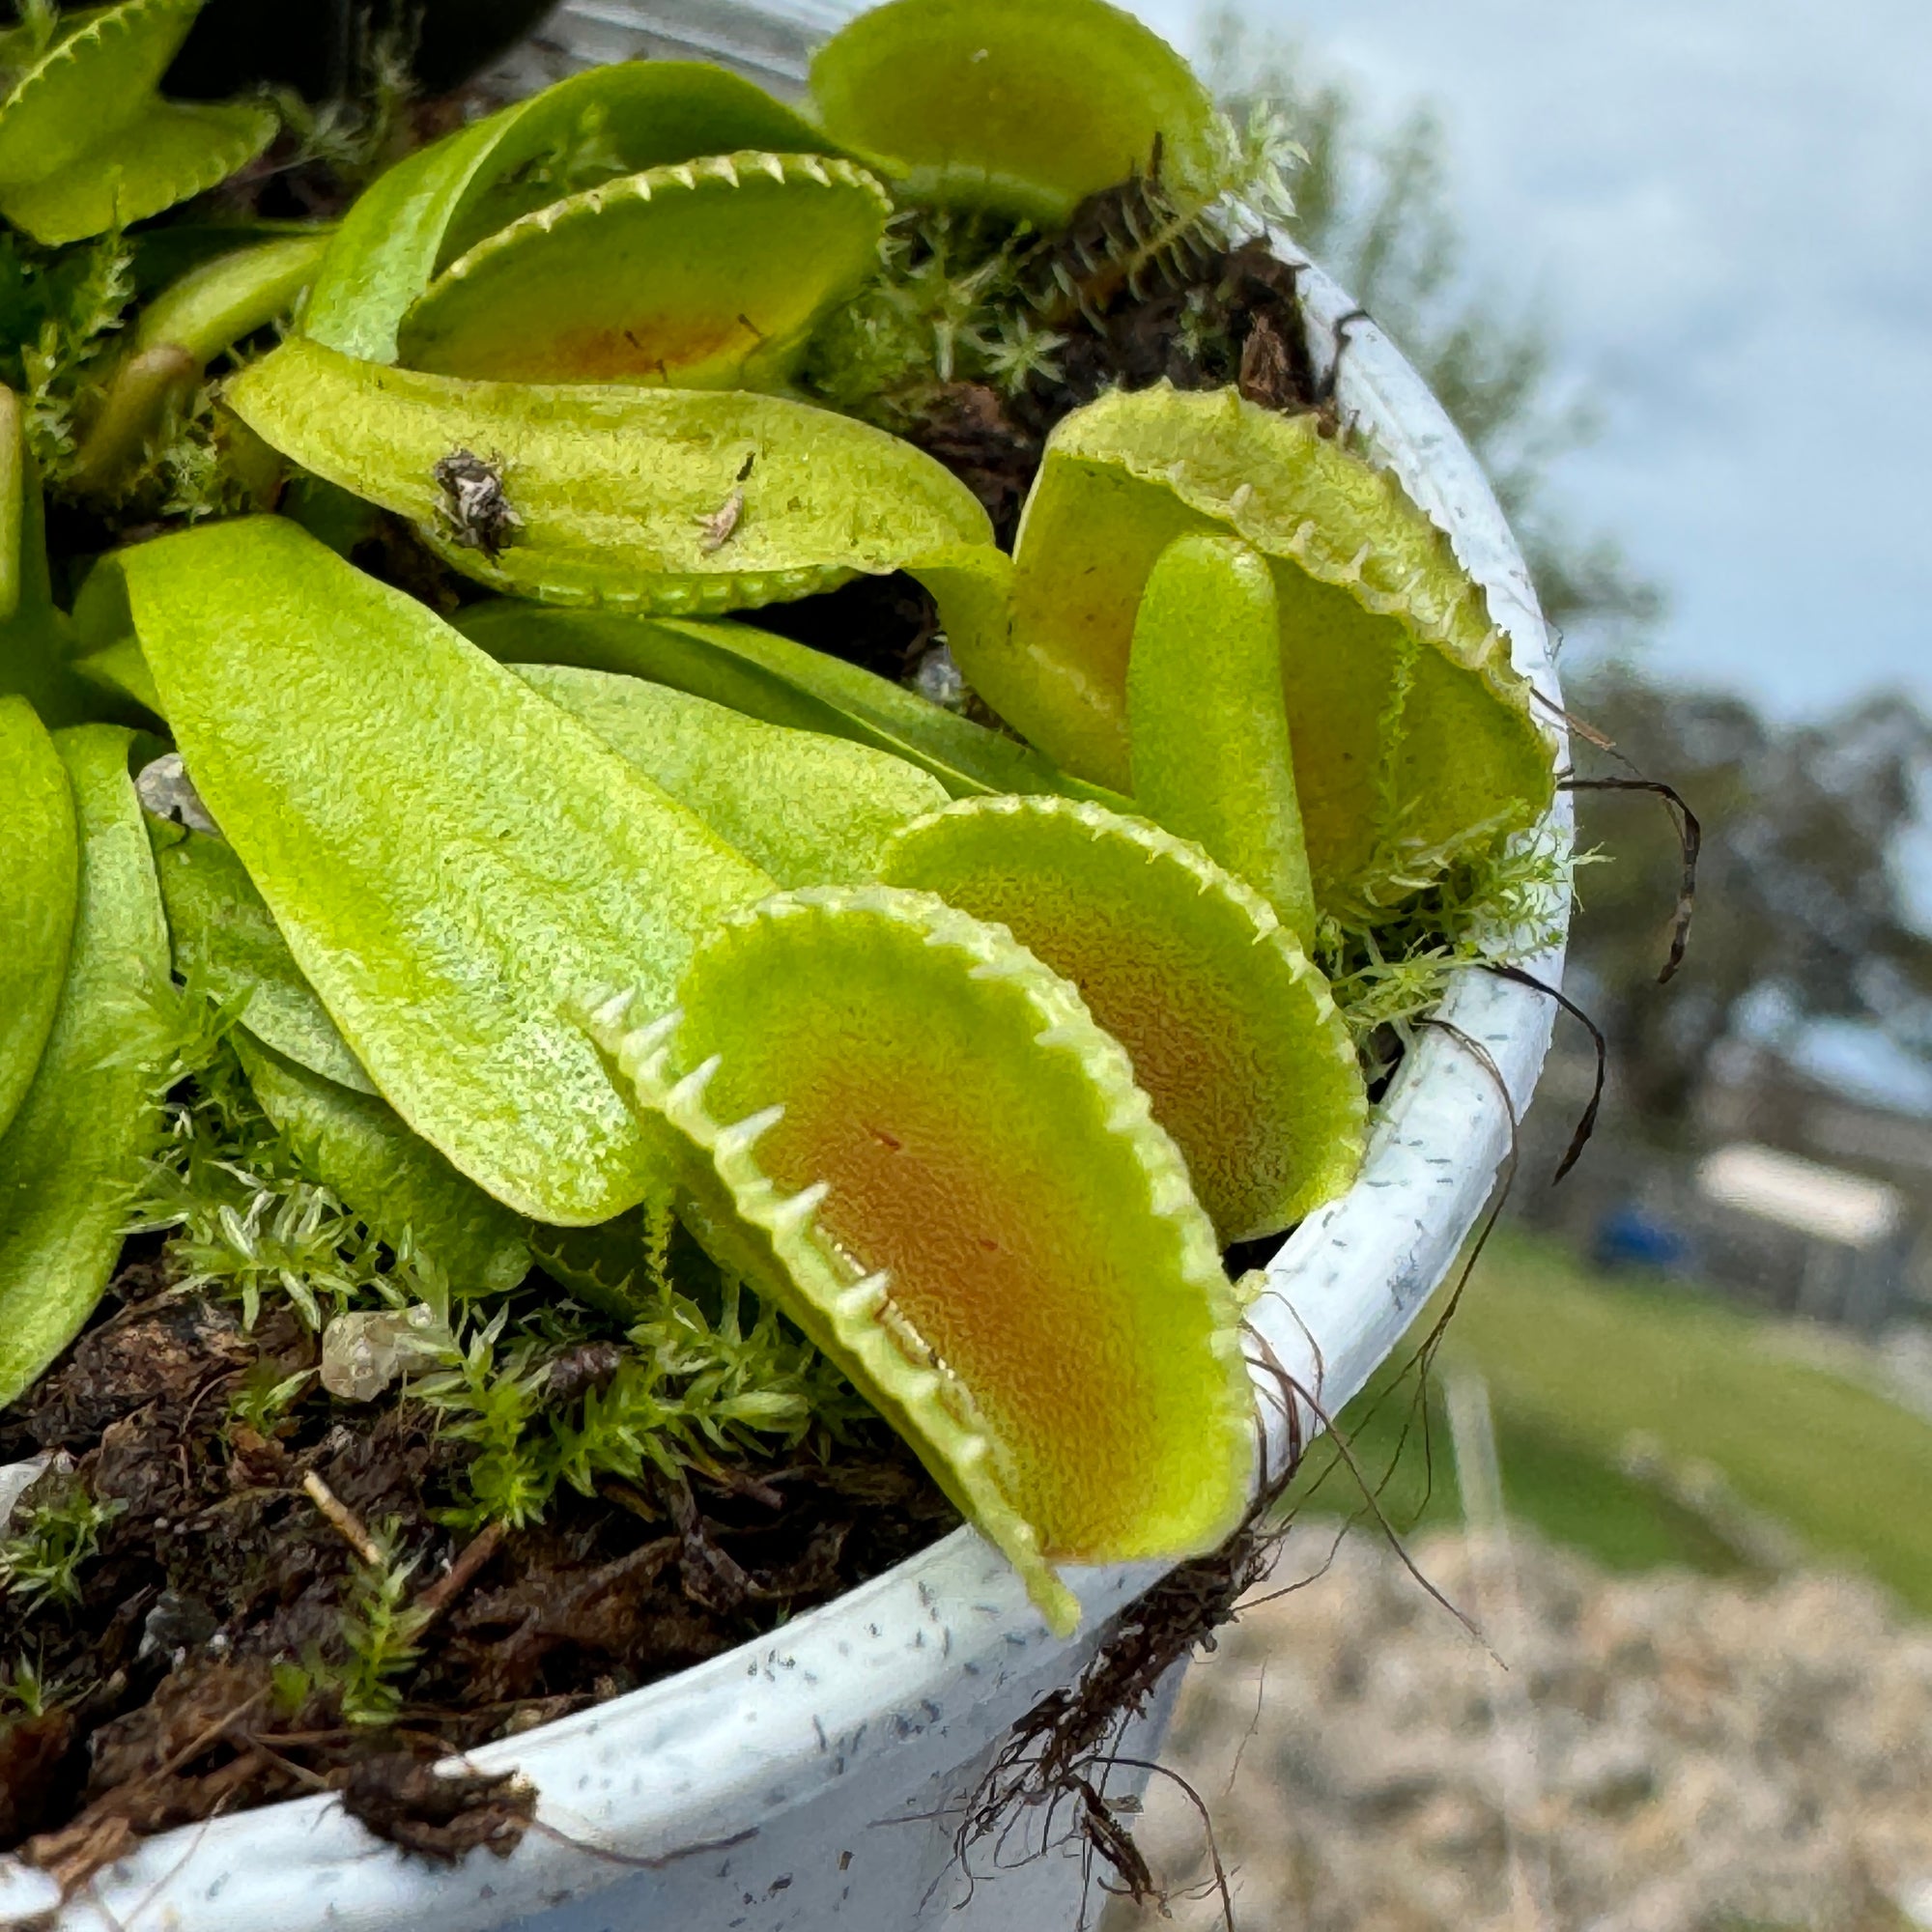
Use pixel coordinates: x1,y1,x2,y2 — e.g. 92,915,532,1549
1569,671,1932,1134
1202,10,1932,1137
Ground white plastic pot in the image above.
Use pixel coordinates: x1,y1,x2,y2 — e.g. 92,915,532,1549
0,8,1571,1928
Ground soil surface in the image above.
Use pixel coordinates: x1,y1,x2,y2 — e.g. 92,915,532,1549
0,1255,955,1882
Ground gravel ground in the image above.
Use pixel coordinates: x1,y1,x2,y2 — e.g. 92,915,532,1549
1100,1525,1932,1932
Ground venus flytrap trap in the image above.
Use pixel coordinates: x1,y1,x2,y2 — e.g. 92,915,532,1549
0,0,274,246
0,0,1580,1859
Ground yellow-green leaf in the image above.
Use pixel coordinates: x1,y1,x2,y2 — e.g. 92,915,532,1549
303,62,835,364
0,696,77,1142
1127,531,1316,948
233,1036,531,1295
459,599,1125,806
879,797,1364,1242
0,99,277,246
587,886,1254,1634
808,0,1218,226
151,824,378,1096
398,153,890,390
1000,383,1556,906
0,0,204,187
223,338,995,614
0,724,169,1406
515,663,947,888
112,516,773,1224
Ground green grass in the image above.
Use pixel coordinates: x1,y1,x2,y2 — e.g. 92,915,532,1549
1292,1232,1932,1611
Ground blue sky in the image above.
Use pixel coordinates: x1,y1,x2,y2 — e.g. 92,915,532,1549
1122,0,1932,723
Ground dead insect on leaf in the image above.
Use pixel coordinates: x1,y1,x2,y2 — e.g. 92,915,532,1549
697,453,756,554
431,449,523,559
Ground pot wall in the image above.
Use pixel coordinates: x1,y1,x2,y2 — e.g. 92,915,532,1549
0,7,1570,1928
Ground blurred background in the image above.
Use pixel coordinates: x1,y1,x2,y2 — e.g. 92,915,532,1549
390,2,1932,1923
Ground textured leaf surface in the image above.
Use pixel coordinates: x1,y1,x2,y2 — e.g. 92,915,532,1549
880,797,1364,1241
133,232,331,362
0,99,277,245
114,517,773,1224
71,635,164,724
527,1210,652,1325
516,663,946,887
151,824,378,1094
234,1036,531,1295
1127,531,1316,947
398,153,889,389
808,0,1217,225
0,697,77,1142
1007,383,1556,904
588,887,1253,1632
0,0,202,186
0,391,83,726
224,338,994,613
303,62,831,364
460,600,1124,805
0,724,168,1406
0,384,19,621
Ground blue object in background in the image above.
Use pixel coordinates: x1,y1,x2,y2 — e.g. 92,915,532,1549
1592,1203,1691,1274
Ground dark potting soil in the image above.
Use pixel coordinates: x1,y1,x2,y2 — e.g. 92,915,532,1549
0,1253,958,1881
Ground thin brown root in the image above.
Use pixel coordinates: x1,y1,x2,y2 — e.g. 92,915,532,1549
1481,964,1608,1183
1533,687,1621,754
1561,775,1701,981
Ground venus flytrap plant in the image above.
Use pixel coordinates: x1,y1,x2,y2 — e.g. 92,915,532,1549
0,0,275,246
301,60,836,363
585,888,1256,1635
396,153,892,390
943,381,1556,907
0,0,1576,1726
876,796,1366,1243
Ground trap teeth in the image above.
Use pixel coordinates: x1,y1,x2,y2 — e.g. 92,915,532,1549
715,1104,786,1162
668,1054,723,1116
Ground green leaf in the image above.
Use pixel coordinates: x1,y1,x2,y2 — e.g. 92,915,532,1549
71,634,164,724
527,1208,651,1324
133,231,331,364
808,0,1219,226
997,382,1556,906
0,696,77,1142
587,886,1252,1634
515,663,947,888
0,388,83,725
222,337,995,614
458,599,1126,807
0,376,19,620
398,153,890,390
150,823,378,1095
112,516,772,1224
232,1035,531,1295
0,723,169,1406
1127,531,1316,948
0,99,278,246
303,62,835,365
879,797,1365,1242
0,0,205,188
